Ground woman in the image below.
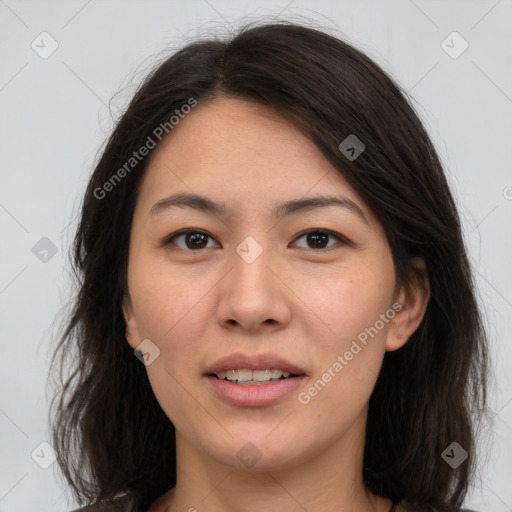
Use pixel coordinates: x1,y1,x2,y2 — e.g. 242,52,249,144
50,21,489,512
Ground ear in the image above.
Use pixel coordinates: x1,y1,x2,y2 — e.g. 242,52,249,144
122,294,141,350
386,256,430,352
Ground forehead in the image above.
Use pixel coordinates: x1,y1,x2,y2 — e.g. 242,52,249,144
147,97,329,177
136,97,376,227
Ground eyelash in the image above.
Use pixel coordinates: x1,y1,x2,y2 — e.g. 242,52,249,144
162,228,349,253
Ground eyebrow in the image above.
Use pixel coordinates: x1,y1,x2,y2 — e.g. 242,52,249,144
148,192,369,225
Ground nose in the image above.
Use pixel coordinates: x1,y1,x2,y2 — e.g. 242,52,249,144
216,243,292,333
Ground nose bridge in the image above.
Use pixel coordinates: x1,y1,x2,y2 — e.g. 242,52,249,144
235,234,267,266
216,232,290,330
231,233,274,296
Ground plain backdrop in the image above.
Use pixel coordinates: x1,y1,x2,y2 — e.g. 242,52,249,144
0,1,511,511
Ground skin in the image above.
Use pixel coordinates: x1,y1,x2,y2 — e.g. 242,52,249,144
122,97,430,512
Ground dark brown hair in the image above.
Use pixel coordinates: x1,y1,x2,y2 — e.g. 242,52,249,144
49,21,490,512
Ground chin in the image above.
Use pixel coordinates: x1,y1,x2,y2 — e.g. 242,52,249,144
201,433,304,472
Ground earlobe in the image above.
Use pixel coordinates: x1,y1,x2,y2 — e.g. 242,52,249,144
122,295,139,349
386,257,430,352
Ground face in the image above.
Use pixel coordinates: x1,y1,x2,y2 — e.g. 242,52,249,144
123,97,428,473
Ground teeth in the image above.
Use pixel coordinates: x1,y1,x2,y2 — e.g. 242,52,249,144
216,369,292,383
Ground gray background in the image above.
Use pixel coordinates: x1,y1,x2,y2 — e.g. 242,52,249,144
0,0,511,510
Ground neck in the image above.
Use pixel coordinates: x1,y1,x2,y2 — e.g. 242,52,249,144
163,410,392,512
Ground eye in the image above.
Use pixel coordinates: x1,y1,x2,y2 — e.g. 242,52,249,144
163,229,220,251
291,229,347,252
163,228,348,252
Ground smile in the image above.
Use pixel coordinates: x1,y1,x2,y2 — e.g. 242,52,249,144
216,368,293,385
205,373,306,406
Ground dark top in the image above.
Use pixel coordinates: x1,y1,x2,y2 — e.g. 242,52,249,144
70,496,479,511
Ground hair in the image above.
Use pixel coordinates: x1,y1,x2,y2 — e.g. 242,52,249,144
49,20,490,512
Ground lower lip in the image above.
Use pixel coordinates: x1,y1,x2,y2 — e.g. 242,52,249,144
205,375,306,406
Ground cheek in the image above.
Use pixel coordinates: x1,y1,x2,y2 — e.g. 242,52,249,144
297,302,387,438
129,269,211,429
129,261,205,343
292,262,394,353
129,261,215,373
291,257,394,412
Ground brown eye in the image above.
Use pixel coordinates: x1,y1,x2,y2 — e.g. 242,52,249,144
163,228,347,252
292,229,345,251
164,230,220,250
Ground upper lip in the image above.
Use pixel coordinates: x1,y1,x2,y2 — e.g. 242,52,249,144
205,353,307,376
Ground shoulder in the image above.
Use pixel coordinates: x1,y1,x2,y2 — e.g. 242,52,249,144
68,488,173,512
396,501,480,512
69,505,132,512
69,495,135,512
69,506,124,512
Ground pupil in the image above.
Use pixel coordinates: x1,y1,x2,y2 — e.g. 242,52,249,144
186,232,208,249
308,231,327,248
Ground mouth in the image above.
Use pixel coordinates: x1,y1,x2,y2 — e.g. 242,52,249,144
205,373,306,406
211,368,301,385
205,352,307,377
204,353,307,406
